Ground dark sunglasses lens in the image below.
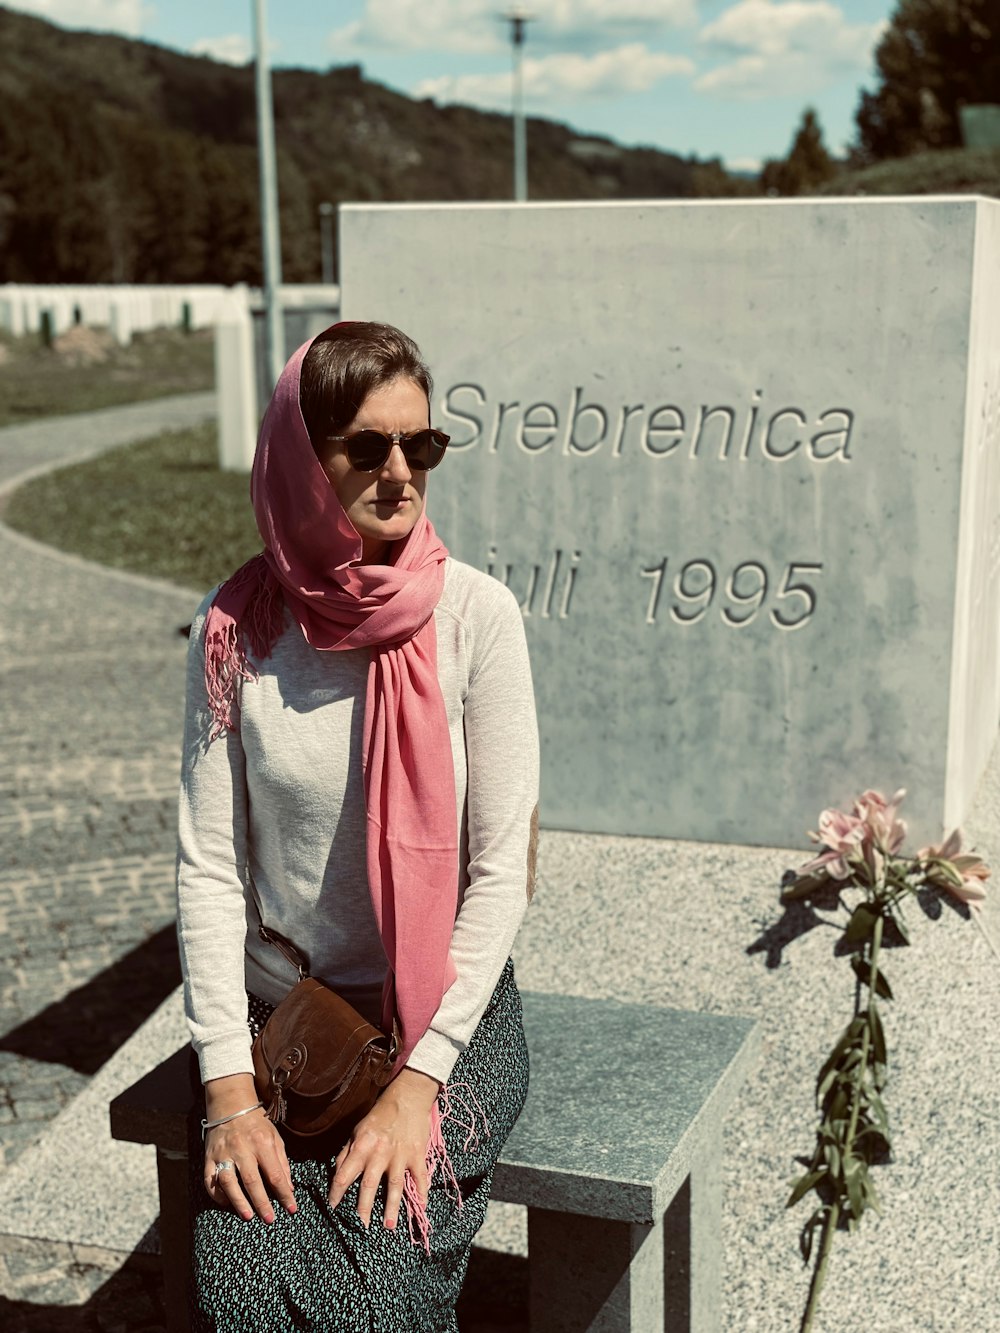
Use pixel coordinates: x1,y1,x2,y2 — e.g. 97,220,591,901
346,430,392,471
400,429,449,471
345,429,450,472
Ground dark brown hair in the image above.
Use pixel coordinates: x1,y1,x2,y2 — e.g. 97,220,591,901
299,321,433,447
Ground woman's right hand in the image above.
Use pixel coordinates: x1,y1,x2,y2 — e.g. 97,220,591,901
202,1074,297,1223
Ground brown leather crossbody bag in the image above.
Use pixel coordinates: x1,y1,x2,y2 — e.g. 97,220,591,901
250,924,398,1143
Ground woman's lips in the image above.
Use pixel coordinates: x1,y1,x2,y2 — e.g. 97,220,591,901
371,496,409,509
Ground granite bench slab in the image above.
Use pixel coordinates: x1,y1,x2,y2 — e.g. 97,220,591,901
112,992,759,1333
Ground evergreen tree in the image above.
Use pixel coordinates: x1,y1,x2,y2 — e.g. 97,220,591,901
761,109,837,196
855,0,1000,161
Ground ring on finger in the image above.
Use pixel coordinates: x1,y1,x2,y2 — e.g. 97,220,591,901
213,1159,235,1179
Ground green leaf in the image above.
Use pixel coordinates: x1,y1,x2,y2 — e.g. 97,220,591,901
822,1141,841,1179
844,901,880,944
850,953,894,999
843,1155,866,1218
816,1018,865,1092
787,1168,826,1208
799,1207,826,1264
869,1003,887,1067
781,871,829,902
824,1088,849,1124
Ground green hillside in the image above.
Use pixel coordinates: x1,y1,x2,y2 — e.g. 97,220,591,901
0,4,750,285
814,145,1000,200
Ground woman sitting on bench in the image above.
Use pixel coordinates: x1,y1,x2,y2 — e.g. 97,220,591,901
175,320,539,1330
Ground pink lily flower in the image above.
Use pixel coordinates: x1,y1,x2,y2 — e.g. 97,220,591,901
854,788,908,855
800,806,866,879
917,830,989,908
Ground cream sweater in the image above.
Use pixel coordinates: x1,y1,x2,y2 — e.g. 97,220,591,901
176,558,539,1087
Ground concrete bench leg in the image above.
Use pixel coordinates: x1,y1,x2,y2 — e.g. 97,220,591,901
527,1207,665,1331
663,1125,723,1332
156,1147,193,1333
526,1125,722,1332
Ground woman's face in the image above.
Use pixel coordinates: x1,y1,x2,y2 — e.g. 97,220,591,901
314,376,430,563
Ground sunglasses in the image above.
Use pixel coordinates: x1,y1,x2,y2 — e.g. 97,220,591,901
326,428,450,472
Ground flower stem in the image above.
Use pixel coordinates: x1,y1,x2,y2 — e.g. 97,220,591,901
800,1200,840,1333
802,906,885,1331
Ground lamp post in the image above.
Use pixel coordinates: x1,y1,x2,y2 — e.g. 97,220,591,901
318,201,335,286
252,0,284,392
503,6,534,202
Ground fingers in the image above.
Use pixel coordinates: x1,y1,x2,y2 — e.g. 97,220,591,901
407,1162,430,1211
356,1165,386,1230
382,1171,406,1231
204,1159,254,1221
231,1156,276,1225
328,1135,429,1231
327,1141,364,1214
262,1138,297,1217
202,1119,297,1223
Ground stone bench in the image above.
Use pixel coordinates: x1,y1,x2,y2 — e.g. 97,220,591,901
110,993,758,1332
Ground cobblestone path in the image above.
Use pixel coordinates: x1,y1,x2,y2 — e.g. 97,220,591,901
0,395,215,1329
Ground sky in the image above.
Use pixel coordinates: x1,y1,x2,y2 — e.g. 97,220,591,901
6,0,898,171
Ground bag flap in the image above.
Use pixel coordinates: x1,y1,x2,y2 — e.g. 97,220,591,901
257,979,391,1097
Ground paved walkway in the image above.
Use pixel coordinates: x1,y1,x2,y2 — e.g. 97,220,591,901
0,395,215,1329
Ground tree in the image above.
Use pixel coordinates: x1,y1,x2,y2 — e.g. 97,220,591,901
854,0,1000,161
760,109,838,197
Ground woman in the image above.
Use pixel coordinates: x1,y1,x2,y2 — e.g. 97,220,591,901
176,320,539,1331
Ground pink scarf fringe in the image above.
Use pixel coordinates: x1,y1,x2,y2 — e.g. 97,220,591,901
404,1082,490,1252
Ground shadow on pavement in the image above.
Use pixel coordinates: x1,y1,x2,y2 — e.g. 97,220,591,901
0,1260,165,1333
0,925,181,1074
457,1248,529,1330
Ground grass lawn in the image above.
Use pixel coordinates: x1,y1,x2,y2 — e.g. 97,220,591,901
0,325,215,428
4,422,260,592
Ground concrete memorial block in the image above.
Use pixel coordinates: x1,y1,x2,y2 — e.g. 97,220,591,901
0,285,25,336
109,296,132,347
339,197,1000,848
215,289,258,472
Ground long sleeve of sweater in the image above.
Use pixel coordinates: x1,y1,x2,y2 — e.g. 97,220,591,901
175,592,255,1083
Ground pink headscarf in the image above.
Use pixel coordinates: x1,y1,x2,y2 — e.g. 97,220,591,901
202,329,459,1090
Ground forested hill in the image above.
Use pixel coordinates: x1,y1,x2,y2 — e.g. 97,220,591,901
0,4,748,285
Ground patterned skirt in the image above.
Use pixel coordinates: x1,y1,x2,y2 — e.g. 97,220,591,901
189,958,528,1333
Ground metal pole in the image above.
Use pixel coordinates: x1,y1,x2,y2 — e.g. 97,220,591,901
319,201,335,286
512,16,526,201
504,7,533,202
253,0,284,392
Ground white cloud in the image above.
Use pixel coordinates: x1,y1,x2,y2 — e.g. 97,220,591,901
332,0,695,57
4,0,152,37
415,42,693,109
190,33,252,66
695,0,885,100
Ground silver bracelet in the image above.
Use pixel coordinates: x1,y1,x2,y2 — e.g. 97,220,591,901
201,1101,265,1140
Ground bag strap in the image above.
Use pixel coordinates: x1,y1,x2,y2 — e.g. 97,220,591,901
256,923,309,980
245,869,310,980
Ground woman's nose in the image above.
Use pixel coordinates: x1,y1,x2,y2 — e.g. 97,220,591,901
381,443,413,482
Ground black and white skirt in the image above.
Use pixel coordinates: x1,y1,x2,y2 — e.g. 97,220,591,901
189,958,529,1333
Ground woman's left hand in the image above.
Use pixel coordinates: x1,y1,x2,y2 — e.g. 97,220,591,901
328,1067,440,1230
